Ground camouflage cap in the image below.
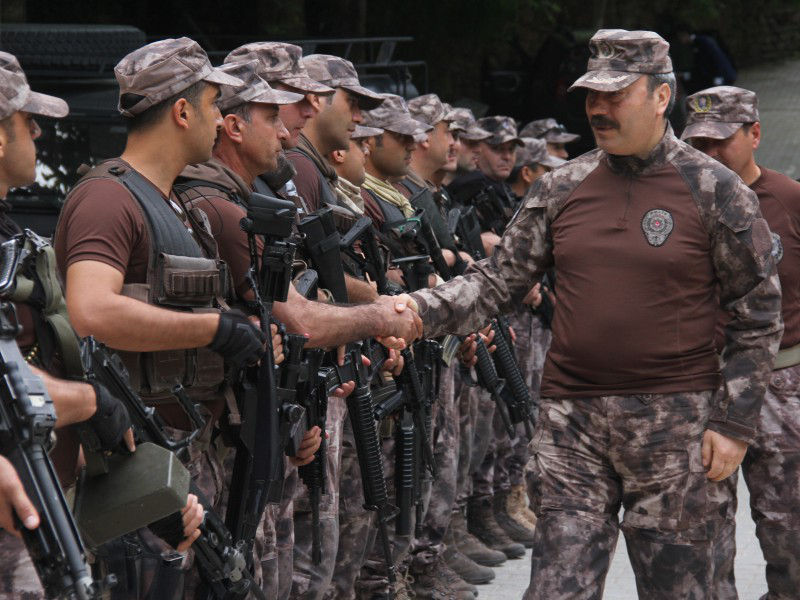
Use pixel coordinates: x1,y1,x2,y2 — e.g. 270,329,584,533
519,118,580,144
115,37,242,117
516,137,566,169
0,52,68,120
352,124,383,139
302,54,384,110
225,42,334,95
445,107,492,140
362,94,432,137
476,116,524,146
569,29,672,92
681,86,760,141
216,61,304,112
407,93,448,127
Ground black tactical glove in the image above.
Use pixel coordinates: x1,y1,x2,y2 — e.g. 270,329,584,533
82,380,132,453
208,309,266,367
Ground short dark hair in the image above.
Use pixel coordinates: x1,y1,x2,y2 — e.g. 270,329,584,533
0,116,16,143
121,80,207,134
741,122,756,134
221,103,252,123
647,73,677,118
509,165,523,183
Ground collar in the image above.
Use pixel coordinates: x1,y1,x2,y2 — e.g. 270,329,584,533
604,124,681,177
296,133,338,183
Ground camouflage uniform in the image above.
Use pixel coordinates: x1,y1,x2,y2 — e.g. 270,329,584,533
519,118,581,144
683,86,800,600
410,30,783,599
515,137,567,171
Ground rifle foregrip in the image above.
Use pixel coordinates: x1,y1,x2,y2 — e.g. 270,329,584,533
395,417,415,537
346,385,389,512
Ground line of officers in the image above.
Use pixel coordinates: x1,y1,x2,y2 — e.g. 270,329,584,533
0,26,797,600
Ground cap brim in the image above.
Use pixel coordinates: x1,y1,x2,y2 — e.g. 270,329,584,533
204,67,244,87
23,91,69,118
341,85,385,110
280,76,335,95
460,128,492,141
680,121,742,141
540,154,567,169
384,118,432,137
544,132,580,144
251,88,305,106
486,135,524,147
569,70,642,92
352,125,383,138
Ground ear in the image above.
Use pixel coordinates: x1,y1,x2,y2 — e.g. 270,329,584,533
750,121,761,150
656,82,671,118
307,93,324,113
171,98,191,130
330,149,346,165
0,125,6,160
222,114,244,143
521,165,535,185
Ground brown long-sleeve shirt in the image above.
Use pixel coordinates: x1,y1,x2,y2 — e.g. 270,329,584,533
412,128,783,443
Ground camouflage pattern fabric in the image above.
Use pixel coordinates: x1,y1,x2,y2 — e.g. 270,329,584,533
454,375,485,511
291,396,347,600
569,29,673,93
225,42,334,94
215,60,302,112
471,388,499,501
524,391,731,599
114,37,241,117
362,94,431,137
682,86,760,142
0,535,45,599
407,93,448,127
301,54,383,109
519,118,580,144
277,467,297,600
411,127,782,445
516,137,566,169
409,363,459,571
476,116,524,147
0,51,68,120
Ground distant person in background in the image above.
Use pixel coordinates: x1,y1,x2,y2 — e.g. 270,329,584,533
676,24,737,94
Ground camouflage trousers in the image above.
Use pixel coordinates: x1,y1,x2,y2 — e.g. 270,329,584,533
326,419,377,600
525,391,732,600
471,388,500,501
493,309,550,494
714,362,800,600
454,372,485,512
291,396,347,600
0,527,48,598
409,363,459,571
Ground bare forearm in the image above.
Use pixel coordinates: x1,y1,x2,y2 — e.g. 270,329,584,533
345,274,379,303
69,292,218,352
30,366,95,427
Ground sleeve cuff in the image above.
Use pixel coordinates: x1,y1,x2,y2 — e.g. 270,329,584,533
707,412,756,445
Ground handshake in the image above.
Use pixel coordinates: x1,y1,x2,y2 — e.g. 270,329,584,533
372,293,423,350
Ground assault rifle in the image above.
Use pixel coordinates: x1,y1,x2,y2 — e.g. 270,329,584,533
227,193,296,583
0,304,113,600
81,338,265,600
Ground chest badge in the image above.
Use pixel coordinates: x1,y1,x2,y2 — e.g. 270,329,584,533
772,232,784,263
641,209,674,247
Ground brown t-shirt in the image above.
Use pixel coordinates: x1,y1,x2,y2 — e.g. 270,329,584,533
541,159,722,396
716,166,800,351
287,151,325,214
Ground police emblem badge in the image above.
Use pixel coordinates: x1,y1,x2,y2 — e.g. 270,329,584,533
692,94,713,113
641,209,674,246
772,232,784,263
596,41,617,59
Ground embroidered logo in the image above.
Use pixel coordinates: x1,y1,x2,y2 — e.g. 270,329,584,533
596,41,618,59
641,209,674,247
772,232,784,263
692,94,713,113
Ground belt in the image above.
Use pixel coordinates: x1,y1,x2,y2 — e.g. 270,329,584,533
775,342,800,370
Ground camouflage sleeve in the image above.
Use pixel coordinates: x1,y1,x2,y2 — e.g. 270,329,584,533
710,183,783,444
411,177,555,338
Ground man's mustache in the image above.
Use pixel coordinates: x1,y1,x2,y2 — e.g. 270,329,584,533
590,115,619,129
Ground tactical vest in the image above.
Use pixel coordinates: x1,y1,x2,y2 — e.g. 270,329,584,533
399,179,459,252
64,160,228,404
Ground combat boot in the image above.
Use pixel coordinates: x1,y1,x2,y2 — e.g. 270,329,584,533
508,484,538,529
408,562,475,600
450,509,507,567
467,497,526,559
493,489,535,548
443,542,495,585
370,569,415,600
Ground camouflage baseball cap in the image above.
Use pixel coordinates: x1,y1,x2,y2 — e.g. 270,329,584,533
476,116,524,146
408,93,448,127
681,86,760,141
225,42,334,95
519,118,580,144
0,52,68,120
569,29,672,92
115,37,242,117
216,61,304,112
362,94,432,137
352,124,383,139
516,137,566,169
302,55,384,110
445,107,492,141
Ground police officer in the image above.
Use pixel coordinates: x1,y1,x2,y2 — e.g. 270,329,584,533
397,29,782,599
0,50,202,598
441,108,492,186
519,118,581,160
683,85,800,600
52,38,278,599
508,137,565,199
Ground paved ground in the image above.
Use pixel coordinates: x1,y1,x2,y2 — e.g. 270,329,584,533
474,57,800,599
